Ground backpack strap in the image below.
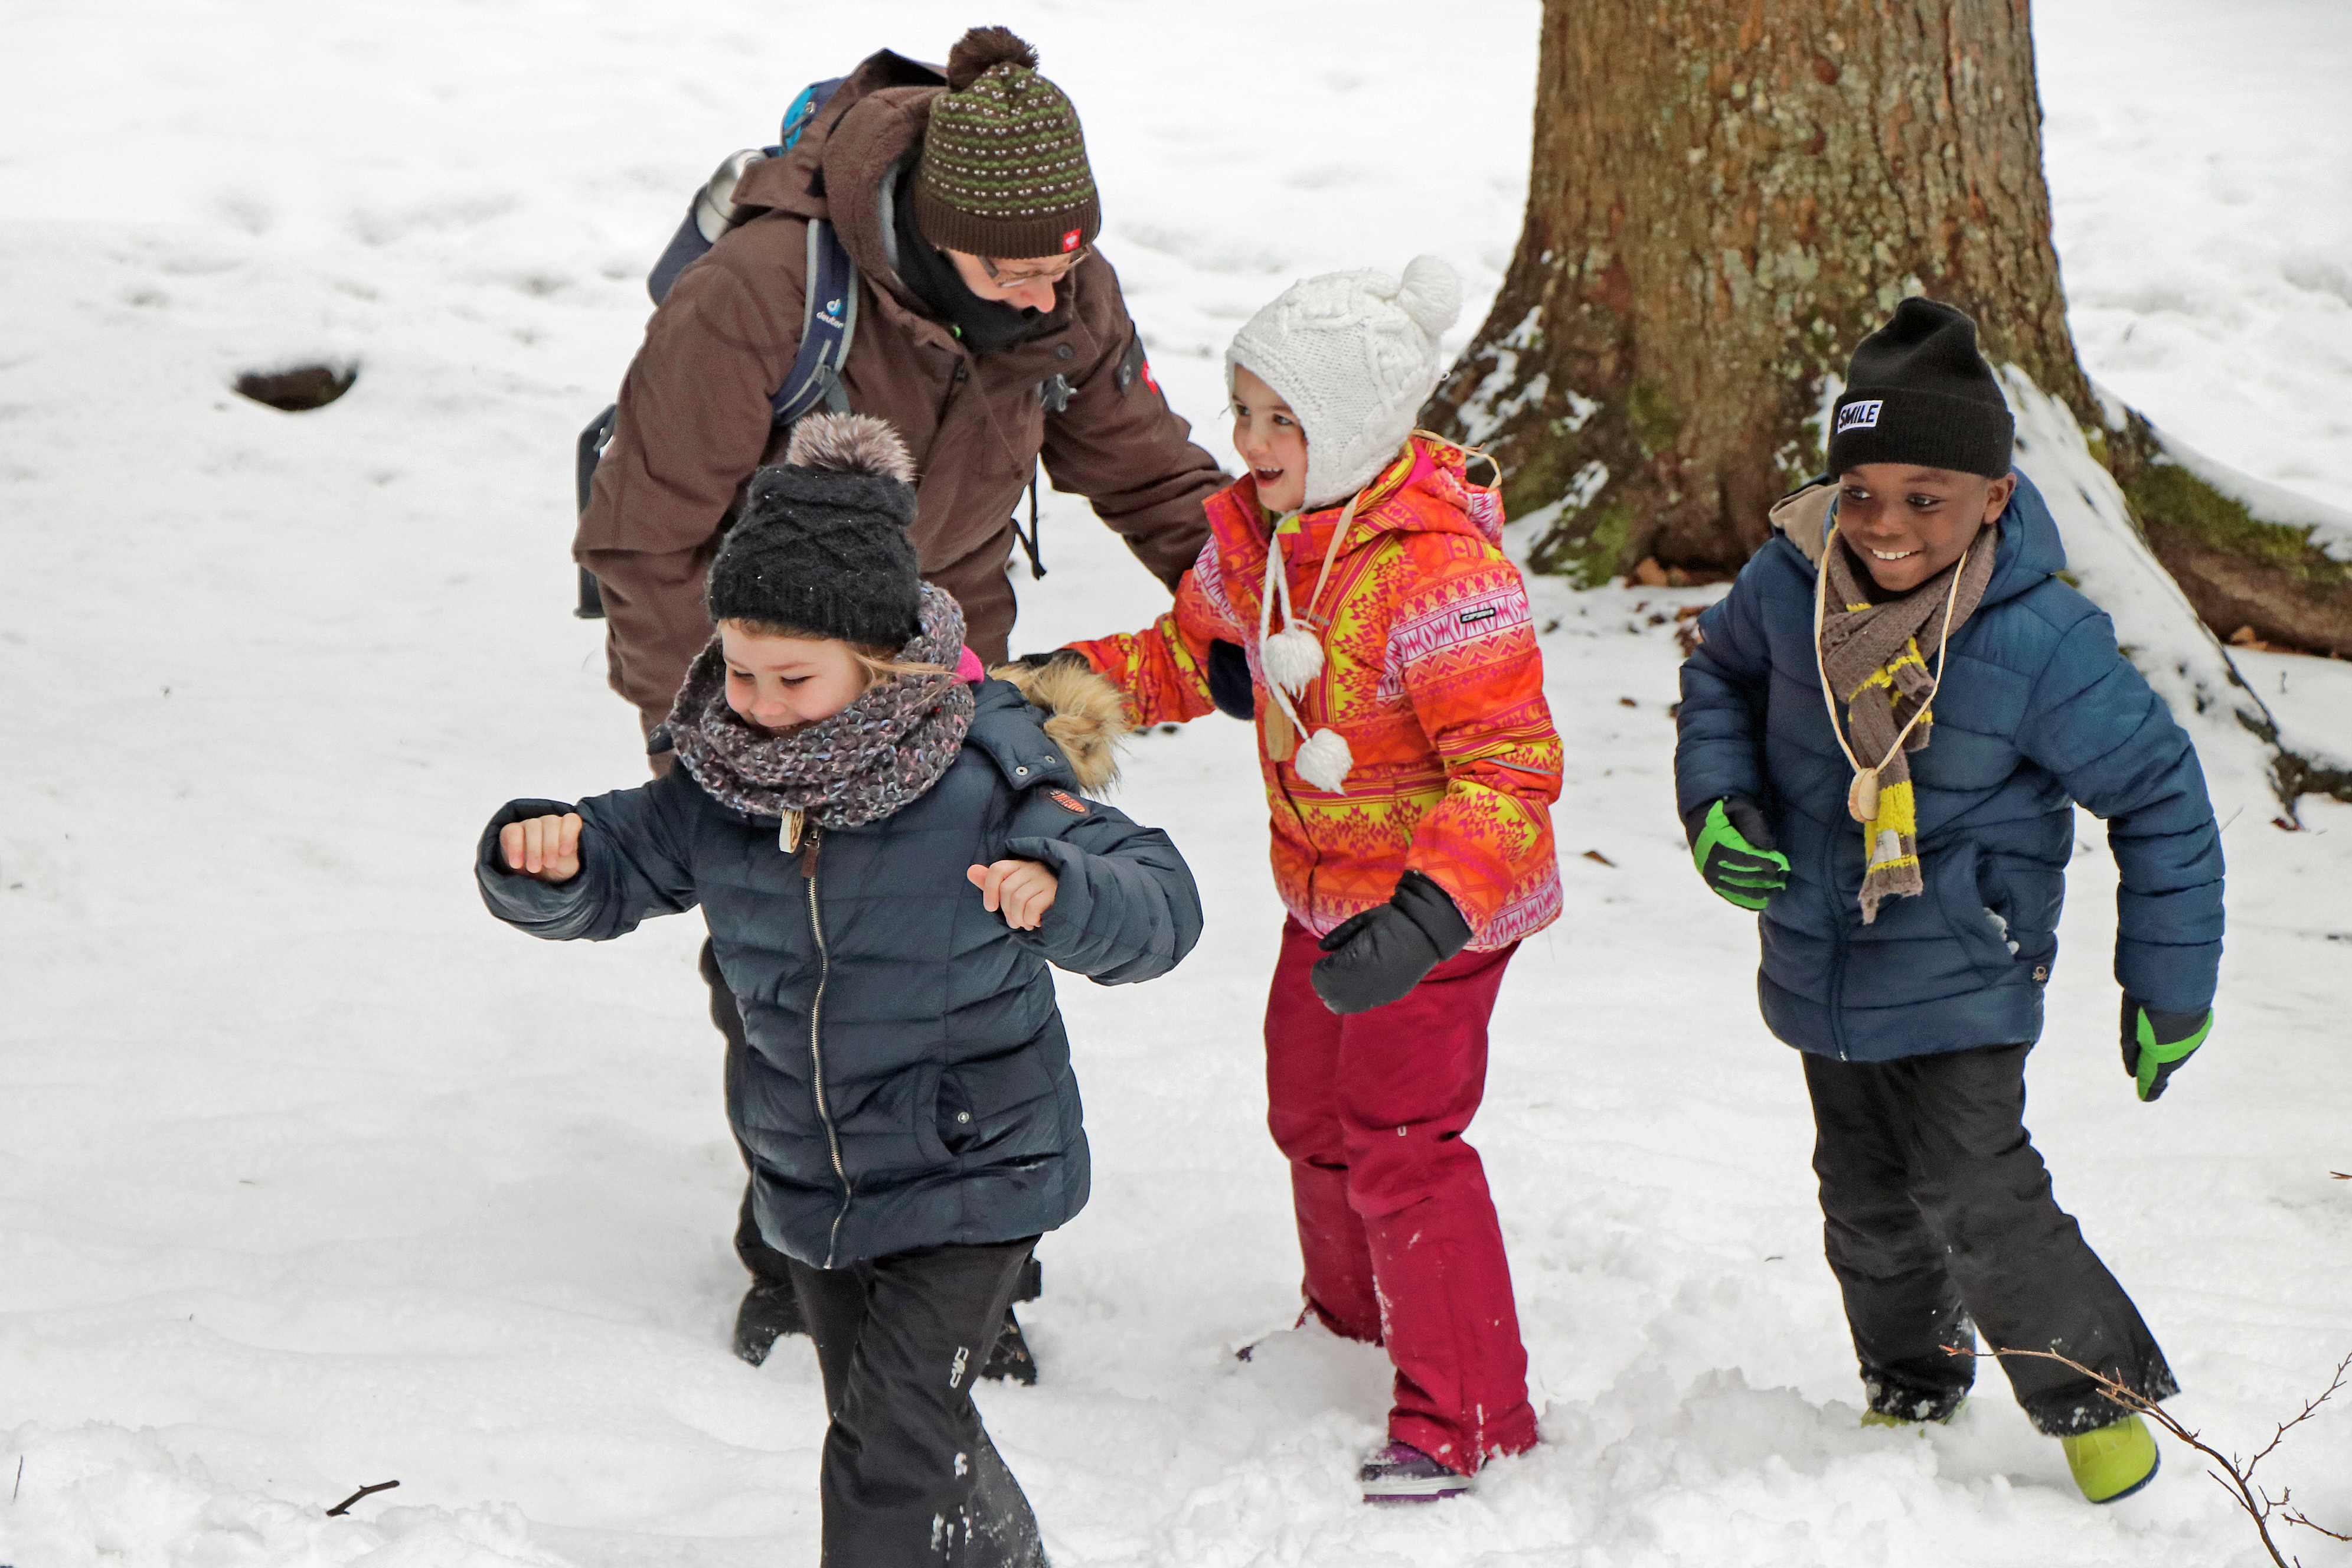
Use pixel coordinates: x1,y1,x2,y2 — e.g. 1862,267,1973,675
771,219,858,424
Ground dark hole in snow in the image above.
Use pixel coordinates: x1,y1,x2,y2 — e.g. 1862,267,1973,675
234,362,357,411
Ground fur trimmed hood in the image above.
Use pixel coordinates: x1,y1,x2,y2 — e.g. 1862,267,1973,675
992,658,1131,793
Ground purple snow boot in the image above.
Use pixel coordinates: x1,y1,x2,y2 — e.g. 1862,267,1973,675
1358,1440,1472,1504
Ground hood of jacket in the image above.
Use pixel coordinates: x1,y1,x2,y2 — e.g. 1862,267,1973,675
1768,471,2068,616
991,658,1131,792
1211,435,1503,569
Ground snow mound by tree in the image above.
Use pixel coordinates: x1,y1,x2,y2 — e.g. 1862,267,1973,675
2000,367,2288,822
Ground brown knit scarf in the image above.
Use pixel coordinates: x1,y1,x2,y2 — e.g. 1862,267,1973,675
667,584,975,835
1816,524,1997,922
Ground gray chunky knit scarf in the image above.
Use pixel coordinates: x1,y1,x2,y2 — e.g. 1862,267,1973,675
667,584,975,830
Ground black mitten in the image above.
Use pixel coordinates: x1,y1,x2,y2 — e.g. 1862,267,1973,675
1309,871,1473,1015
1007,649,1089,675
1207,638,1255,721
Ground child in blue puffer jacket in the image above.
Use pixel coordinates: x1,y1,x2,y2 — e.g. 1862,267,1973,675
1674,299,2223,1506
478,414,1202,1567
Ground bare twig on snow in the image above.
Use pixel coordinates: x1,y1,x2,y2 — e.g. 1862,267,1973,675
325,1479,400,1517
1953,1344,2351,1567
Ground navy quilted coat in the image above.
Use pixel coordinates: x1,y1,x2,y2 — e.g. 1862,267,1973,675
1674,474,2224,1061
478,680,1202,1266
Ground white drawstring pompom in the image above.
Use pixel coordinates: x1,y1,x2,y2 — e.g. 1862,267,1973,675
1260,626,1325,695
1293,727,1354,792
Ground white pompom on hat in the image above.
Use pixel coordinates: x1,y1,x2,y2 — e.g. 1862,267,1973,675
1226,255,1461,511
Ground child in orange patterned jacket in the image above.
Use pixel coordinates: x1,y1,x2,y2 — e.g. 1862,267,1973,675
1056,256,1563,1503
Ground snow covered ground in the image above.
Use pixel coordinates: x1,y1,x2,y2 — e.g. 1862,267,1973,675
1,2,2347,1564
2037,0,2352,535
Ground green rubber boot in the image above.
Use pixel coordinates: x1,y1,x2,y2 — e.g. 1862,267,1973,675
2061,1413,2160,1502
1861,1396,1966,1430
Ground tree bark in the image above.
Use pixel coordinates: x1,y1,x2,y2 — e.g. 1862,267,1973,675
1430,0,2082,580
1431,0,2352,667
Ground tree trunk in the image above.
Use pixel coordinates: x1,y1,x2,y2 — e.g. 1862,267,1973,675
1428,0,2083,581
1432,0,2352,670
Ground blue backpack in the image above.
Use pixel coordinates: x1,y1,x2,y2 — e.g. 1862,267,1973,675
573,73,892,619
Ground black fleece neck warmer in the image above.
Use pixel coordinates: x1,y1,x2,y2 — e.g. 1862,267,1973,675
891,162,1048,357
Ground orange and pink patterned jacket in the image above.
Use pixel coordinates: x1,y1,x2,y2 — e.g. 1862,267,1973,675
1070,437,1563,950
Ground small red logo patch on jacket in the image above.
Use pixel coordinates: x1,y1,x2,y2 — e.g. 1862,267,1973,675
1140,359,1160,395
1061,228,1083,253
1048,789,1090,814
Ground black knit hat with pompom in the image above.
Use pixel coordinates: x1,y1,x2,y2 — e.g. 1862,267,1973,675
704,414,923,648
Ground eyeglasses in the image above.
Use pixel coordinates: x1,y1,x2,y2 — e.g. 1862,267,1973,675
978,249,1088,288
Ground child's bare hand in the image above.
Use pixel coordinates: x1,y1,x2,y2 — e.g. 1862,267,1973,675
967,859,1059,930
500,813,583,883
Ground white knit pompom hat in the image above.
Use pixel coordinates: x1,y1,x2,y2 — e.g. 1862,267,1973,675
1226,255,1462,511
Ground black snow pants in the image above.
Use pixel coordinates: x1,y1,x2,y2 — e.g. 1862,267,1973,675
789,1237,1048,1568
705,941,1041,1301
1801,1043,2178,1436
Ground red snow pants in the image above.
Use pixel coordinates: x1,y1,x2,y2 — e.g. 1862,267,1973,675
1263,918,1537,1472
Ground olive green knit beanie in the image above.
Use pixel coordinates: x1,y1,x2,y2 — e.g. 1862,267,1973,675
914,27,1100,260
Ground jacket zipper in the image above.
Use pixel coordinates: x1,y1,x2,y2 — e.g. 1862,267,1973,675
801,827,852,1265
1260,523,1324,908
1821,818,1851,1060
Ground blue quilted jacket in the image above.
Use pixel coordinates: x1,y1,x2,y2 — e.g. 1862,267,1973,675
478,678,1202,1266
1674,474,2224,1061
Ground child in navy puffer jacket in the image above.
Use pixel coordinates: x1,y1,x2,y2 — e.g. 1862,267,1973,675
479,414,1201,1568
1674,299,2222,1506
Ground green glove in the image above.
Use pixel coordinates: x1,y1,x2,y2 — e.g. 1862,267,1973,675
2119,996,2211,1102
1690,798,1789,912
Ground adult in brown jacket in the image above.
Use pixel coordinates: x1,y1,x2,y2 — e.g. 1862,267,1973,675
577,32,1225,739
576,28,1223,1397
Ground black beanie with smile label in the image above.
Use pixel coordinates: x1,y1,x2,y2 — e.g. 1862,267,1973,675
1827,297,2015,479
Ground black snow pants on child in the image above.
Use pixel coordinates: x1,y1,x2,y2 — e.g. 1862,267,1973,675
788,1237,1047,1567
1802,1043,2179,1436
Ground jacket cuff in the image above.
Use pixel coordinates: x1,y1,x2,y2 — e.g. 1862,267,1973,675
2114,937,2220,1018
997,835,1099,963
475,799,593,929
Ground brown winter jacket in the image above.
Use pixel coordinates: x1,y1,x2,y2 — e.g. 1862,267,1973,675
576,51,1226,735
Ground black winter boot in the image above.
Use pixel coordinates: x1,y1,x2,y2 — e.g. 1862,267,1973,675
733,1277,807,1367
971,1429,1050,1565
979,1305,1037,1385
